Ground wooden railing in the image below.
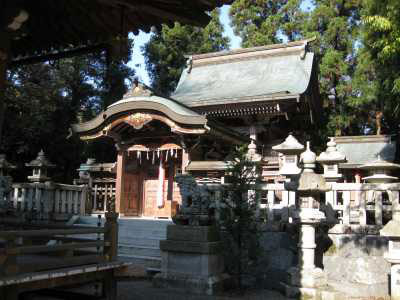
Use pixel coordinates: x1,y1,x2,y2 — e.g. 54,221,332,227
90,179,116,213
0,212,118,277
6,182,89,220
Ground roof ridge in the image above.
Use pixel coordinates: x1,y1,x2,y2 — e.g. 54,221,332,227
186,37,316,60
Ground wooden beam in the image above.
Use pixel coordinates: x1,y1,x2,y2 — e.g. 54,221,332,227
119,1,210,27
10,44,107,67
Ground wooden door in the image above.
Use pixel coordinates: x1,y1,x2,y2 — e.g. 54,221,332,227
123,172,141,216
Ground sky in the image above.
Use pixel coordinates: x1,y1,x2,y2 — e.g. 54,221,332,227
127,1,314,86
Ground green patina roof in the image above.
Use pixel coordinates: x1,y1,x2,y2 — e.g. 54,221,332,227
172,40,315,108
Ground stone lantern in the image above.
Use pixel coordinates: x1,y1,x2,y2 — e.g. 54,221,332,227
360,156,400,183
26,150,56,182
284,142,330,299
380,196,400,300
272,133,304,176
317,137,346,182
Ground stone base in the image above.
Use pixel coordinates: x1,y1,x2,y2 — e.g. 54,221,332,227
153,272,230,295
154,225,229,295
287,267,326,288
284,267,327,299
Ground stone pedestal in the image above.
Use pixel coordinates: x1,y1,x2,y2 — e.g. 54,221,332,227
381,206,400,300
153,225,229,295
285,211,327,299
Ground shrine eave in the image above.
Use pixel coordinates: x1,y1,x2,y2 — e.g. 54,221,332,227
7,0,233,61
71,95,207,136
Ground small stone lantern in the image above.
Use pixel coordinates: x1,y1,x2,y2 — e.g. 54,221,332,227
26,150,55,182
272,133,304,176
285,142,330,299
316,137,346,182
380,195,400,300
360,156,400,183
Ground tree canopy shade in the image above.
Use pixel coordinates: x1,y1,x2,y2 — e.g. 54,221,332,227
2,0,232,62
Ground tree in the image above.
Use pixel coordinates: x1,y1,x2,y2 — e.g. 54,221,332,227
218,145,262,289
301,0,362,136
349,0,400,135
229,0,305,47
143,9,229,96
4,42,134,183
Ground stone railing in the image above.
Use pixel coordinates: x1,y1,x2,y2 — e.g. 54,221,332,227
5,182,89,220
200,181,398,226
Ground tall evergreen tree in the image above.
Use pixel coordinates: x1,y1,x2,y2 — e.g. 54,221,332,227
142,9,229,96
229,0,305,47
349,0,400,135
302,0,362,136
4,41,134,183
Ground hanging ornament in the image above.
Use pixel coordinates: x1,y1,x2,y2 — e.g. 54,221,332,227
157,149,160,158
147,151,149,160
166,149,169,161
152,151,155,164
175,149,178,158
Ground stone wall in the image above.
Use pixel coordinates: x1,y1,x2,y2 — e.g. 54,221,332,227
256,224,391,299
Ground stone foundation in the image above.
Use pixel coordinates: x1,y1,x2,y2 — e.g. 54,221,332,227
256,224,391,299
153,225,230,295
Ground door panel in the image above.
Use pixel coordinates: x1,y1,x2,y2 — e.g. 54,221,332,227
123,172,140,216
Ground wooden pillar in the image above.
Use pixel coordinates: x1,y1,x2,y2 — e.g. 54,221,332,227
181,148,189,174
115,150,126,214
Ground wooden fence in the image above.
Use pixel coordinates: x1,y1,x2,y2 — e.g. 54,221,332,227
0,212,118,277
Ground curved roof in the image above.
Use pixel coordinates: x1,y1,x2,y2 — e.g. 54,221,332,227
71,89,206,134
172,39,315,107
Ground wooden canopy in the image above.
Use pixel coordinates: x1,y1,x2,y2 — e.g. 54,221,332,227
3,0,231,63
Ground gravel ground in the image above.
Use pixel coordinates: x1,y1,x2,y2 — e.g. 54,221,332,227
27,279,289,300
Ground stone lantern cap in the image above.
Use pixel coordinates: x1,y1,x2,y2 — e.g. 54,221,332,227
0,154,16,170
286,142,330,194
360,156,400,183
25,150,55,168
359,156,400,171
317,137,346,164
272,134,304,154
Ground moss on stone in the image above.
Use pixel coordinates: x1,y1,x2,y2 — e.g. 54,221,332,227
325,243,337,256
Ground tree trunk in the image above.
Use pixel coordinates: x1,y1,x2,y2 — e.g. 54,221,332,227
0,57,7,147
0,31,10,148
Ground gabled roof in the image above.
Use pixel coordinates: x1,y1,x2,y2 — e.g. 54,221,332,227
172,39,316,109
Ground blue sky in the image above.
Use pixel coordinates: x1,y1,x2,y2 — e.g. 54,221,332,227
128,1,314,85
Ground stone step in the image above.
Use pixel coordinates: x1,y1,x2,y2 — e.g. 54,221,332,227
119,254,161,270
118,244,161,258
119,237,161,248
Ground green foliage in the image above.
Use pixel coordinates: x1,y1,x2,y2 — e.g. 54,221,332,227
4,43,134,183
218,145,263,289
230,0,305,47
350,0,400,135
142,9,230,96
302,0,362,136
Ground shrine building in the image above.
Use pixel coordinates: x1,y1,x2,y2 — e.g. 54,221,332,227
71,38,321,218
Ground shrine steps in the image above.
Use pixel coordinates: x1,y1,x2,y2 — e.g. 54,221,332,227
77,216,171,271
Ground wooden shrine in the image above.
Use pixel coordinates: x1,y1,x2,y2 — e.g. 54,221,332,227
71,38,321,218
